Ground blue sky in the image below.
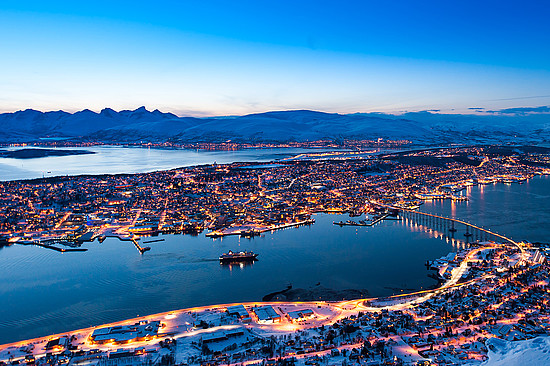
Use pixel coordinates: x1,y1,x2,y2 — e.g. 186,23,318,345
1,0,549,116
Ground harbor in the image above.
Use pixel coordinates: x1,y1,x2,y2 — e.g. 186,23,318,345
0,236,546,366
0,212,458,344
1,146,550,348
205,218,316,238
333,212,394,227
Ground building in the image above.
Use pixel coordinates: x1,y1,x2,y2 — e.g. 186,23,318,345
226,305,252,322
89,321,161,345
287,309,315,322
201,328,245,344
252,305,281,324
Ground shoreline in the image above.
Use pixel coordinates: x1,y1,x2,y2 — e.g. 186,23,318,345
0,238,527,352
205,218,315,238
0,232,522,347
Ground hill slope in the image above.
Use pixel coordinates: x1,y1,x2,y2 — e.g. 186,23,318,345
0,107,548,144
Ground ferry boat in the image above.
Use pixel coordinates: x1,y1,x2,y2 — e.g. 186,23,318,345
219,250,258,263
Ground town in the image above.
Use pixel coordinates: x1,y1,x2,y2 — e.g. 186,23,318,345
0,145,548,248
1,144,550,365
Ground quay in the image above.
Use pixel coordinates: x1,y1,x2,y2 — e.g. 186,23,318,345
18,241,87,253
131,238,150,254
333,213,391,227
206,218,315,238
143,238,165,244
103,234,150,254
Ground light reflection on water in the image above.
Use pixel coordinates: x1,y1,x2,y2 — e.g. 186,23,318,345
0,212,454,343
420,175,550,243
0,146,340,181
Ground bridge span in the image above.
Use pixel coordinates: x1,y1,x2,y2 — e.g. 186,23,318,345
399,207,516,243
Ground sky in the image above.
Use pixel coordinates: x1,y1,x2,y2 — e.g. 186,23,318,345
1,0,549,116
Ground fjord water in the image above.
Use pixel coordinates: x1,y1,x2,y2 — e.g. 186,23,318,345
1,213,456,344
0,146,334,181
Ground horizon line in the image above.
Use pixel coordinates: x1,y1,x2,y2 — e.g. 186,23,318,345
1,105,550,118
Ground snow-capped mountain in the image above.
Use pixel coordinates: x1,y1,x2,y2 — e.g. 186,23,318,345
0,107,548,144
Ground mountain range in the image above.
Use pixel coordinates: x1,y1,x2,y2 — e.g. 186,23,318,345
1,107,549,144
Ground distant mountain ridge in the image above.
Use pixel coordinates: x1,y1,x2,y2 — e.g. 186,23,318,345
1,107,549,144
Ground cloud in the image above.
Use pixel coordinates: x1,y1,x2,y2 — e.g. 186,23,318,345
468,107,485,110
409,109,440,113
485,106,550,115
488,95,550,102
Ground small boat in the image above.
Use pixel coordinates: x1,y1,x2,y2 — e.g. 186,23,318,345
239,229,260,237
219,250,258,263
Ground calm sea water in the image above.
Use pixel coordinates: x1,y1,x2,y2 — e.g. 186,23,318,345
0,213,457,343
0,146,339,181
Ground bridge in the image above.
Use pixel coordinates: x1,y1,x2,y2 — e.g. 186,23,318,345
396,207,528,271
396,207,521,249
344,203,530,310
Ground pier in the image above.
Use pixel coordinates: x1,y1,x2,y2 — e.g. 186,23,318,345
18,241,87,252
206,218,315,238
333,213,390,227
131,238,150,254
103,234,150,254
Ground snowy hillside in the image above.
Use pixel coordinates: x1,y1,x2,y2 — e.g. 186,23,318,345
0,107,549,144
472,336,550,366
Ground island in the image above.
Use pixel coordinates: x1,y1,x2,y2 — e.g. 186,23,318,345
0,148,95,159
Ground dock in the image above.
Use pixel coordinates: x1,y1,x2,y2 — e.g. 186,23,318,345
131,238,150,254
206,219,315,238
102,234,150,254
18,241,87,252
143,238,165,244
333,213,390,227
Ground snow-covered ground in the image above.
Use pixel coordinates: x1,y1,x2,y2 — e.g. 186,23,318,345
473,336,550,366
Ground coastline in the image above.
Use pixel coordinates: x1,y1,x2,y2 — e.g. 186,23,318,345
1,144,550,360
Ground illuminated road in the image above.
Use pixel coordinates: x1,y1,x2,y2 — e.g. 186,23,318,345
397,208,527,265
130,209,143,226
399,208,519,247
53,211,71,230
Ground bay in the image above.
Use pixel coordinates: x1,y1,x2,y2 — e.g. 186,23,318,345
0,146,338,181
0,212,454,344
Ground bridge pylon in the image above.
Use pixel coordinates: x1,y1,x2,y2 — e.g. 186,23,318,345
449,220,457,233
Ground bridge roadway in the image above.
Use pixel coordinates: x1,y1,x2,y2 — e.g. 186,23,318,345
396,207,523,253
